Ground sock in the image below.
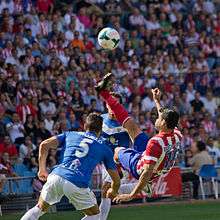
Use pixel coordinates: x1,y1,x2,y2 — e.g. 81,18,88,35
81,214,100,220
20,206,45,220
100,90,130,125
99,198,111,220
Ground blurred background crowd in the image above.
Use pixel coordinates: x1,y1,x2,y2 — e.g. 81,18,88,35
0,0,220,193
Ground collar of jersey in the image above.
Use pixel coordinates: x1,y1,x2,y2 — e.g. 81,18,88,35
85,131,98,137
159,130,174,136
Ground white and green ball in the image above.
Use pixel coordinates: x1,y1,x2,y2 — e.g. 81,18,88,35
98,27,120,50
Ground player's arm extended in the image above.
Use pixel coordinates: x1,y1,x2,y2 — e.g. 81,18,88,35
113,164,155,203
38,136,59,181
129,164,155,198
107,169,120,195
152,88,163,116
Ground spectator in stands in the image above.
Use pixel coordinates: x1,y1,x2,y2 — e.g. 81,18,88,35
35,120,51,141
24,114,37,139
0,152,18,179
129,7,145,27
19,136,37,163
0,135,18,161
66,110,80,131
190,92,204,113
39,94,56,117
36,0,54,13
206,137,220,164
6,113,25,145
71,30,86,52
16,97,36,124
44,111,54,134
201,91,218,116
182,141,212,199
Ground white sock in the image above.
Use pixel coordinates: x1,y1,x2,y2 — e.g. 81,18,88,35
81,214,100,219
20,206,45,220
99,198,111,220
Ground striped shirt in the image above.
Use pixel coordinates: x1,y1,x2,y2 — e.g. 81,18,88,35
136,128,182,180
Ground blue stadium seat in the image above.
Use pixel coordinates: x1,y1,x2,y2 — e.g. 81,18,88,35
199,164,219,200
13,164,29,176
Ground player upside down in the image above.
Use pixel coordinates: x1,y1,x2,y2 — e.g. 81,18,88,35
95,73,182,203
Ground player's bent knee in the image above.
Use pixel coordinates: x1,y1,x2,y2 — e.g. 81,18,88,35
101,182,111,198
123,119,142,142
37,197,50,212
114,147,124,163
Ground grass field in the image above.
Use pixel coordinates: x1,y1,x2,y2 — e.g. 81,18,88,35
2,201,220,220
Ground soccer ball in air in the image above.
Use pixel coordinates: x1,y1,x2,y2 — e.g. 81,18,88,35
98,27,120,50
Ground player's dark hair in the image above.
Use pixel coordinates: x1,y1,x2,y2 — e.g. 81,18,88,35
196,141,206,152
159,108,179,129
110,92,123,104
85,113,103,134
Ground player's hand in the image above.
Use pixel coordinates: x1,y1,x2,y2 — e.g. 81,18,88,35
152,88,161,102
106,188,118,200
38,169,48,182
113,194,133,203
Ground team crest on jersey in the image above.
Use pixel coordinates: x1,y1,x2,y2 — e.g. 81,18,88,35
109,136,116,144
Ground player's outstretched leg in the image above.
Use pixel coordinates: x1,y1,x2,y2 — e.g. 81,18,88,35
95,73,142,143
20,197,49,220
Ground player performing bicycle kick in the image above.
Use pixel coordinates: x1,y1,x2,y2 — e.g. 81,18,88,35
95,73,182,203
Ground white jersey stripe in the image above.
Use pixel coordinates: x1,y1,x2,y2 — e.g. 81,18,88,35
167,137,172,147
150,137,165,170
102,123,126,135
142,155,158,162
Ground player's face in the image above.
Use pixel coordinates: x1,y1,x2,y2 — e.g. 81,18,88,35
155,115,165,131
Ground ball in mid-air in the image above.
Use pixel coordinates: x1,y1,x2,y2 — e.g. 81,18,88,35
98,27,120,50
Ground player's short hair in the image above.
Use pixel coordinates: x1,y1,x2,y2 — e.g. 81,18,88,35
159,108,179,129
85,113,103,134
196,141,206,152
110,92,123,104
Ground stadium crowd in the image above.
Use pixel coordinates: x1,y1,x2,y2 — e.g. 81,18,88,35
0,0,220,193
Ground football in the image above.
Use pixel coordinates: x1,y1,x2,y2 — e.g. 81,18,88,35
98,27,120,50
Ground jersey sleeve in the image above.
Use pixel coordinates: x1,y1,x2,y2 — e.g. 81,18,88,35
102,145,117,170
142,139,162,165
56,132,66,146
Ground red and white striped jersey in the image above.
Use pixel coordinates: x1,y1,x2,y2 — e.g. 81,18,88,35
136,128,182,180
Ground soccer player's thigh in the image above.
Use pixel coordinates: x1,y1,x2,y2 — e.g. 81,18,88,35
39,174,64,211
123,118,142,142
101,165,112,197
63,180,99,215
116,148,139,174
133,132,149,152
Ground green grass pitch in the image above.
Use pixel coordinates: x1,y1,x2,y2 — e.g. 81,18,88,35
2,201,220,220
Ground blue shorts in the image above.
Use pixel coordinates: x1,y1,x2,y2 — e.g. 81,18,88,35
133,132,149,152
118,132,149,179
118,148,141,179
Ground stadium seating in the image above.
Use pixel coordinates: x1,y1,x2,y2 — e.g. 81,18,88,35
198,164,219,199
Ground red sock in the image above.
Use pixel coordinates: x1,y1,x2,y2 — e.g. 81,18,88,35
100,90,130,125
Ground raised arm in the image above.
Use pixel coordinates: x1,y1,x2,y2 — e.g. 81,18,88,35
38,136,59,181
152,88,163,116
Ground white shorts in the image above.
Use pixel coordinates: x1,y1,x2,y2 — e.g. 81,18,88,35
101,164,131,184
41,174,97,210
